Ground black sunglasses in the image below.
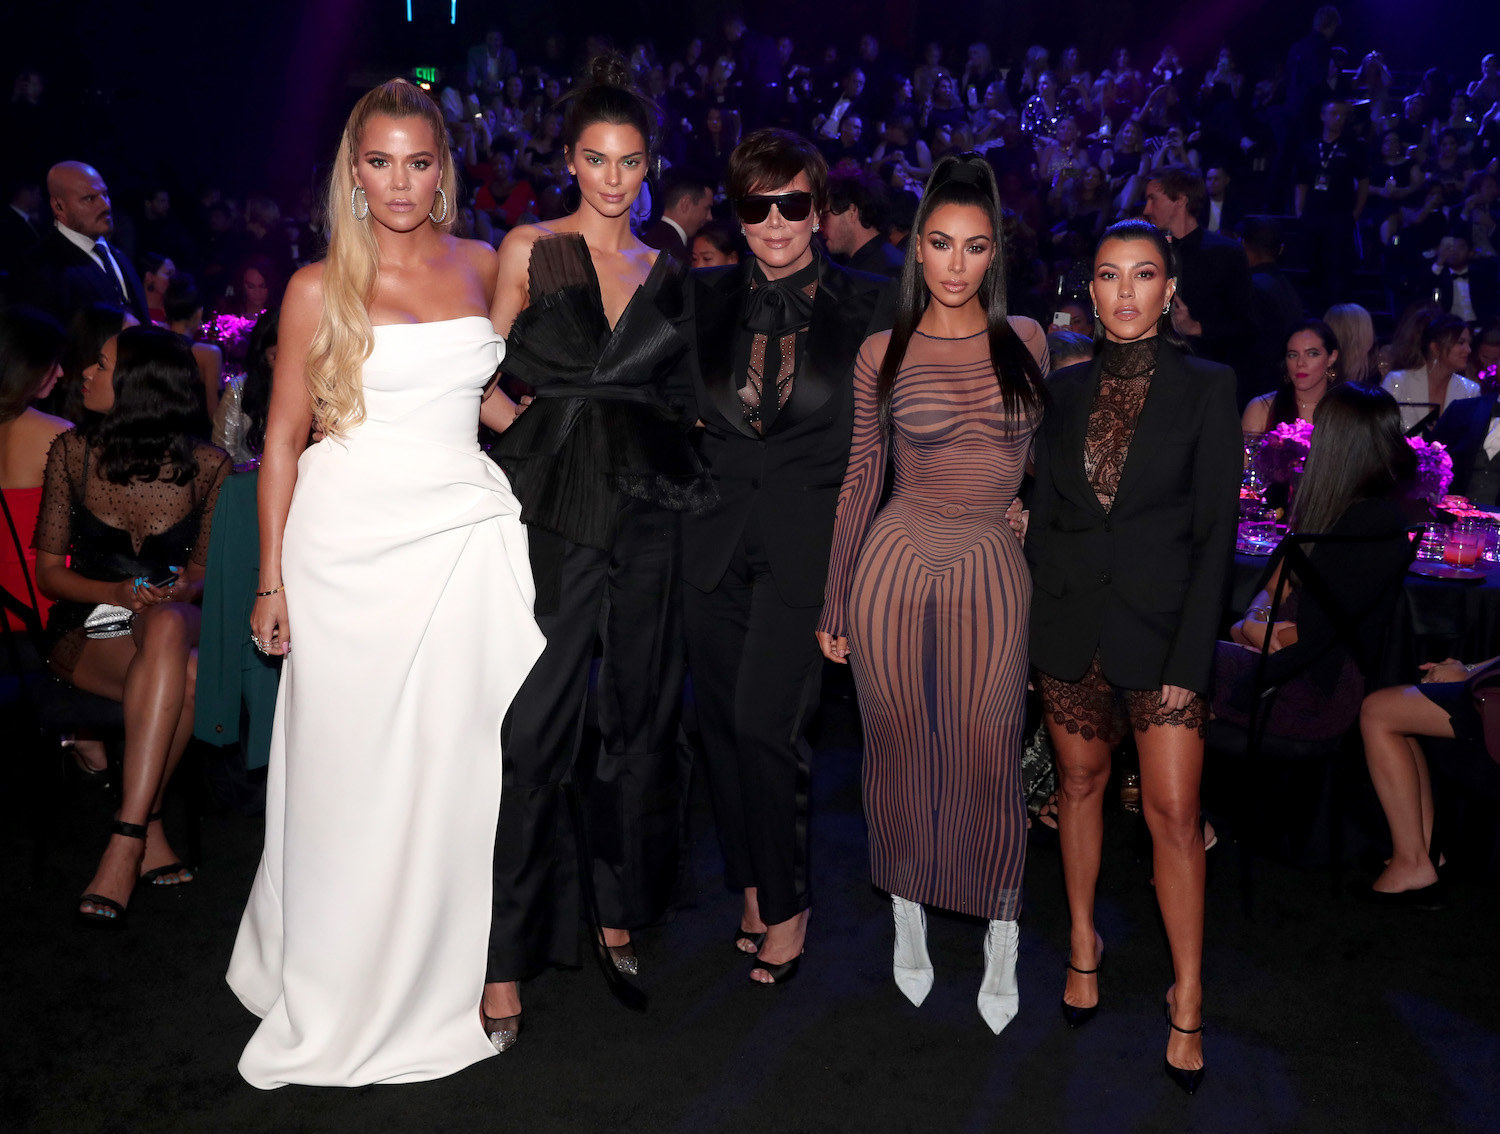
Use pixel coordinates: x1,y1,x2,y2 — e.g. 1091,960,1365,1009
734,191,815,225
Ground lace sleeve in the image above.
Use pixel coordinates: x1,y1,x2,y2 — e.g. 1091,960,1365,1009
32,430,79,555
816,334,891,640
189,446,231,566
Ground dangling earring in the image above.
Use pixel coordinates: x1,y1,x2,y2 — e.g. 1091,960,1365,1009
351,185,369,221
428,187,449,223
813,221,820,233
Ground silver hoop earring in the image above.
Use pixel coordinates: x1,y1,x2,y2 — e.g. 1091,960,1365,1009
351,186,368,221
428,187,449,224
1162,300,1172,315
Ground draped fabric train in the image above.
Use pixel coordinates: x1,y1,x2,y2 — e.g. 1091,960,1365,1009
227,316,545,1088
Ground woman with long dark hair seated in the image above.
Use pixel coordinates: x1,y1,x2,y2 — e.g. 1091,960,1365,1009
45,302,136,425
34,325,229,926
1214,384,1422,743
1241,320,1343,433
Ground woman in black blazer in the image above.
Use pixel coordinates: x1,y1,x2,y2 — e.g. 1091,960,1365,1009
1026,219,1241,1094
678,129,893,985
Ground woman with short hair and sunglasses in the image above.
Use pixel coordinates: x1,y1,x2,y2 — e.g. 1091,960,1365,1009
680,128,895,985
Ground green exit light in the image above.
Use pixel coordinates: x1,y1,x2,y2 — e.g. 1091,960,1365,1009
414,66,437,83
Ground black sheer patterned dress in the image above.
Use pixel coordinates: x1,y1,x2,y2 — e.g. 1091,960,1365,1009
485,233,712,986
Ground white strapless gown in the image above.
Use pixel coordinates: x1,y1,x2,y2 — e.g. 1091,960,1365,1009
227,316,545,1088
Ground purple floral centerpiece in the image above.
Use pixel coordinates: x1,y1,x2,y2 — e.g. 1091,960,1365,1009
202,311,264,374
1250,418,1452,503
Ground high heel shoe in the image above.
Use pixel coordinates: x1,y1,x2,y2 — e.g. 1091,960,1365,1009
892,895,934,1006
597,936,639,977
76,819,147,930
977,919,1020,1034
138,811,194,886
1059,936,1104,1029
733,927,766,954
481,1007,522,1053
1163,999,1207,1095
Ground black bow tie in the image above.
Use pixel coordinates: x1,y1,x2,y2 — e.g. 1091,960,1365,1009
742,279,815,338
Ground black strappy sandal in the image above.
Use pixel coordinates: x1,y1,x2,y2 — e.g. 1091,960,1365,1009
1060,938,1104,1028
76,819,146,930
138,811,195,886
1164,1000,1207,1096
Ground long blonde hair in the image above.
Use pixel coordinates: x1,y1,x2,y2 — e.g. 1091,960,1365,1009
308,79,456,436
1323,303,1376,386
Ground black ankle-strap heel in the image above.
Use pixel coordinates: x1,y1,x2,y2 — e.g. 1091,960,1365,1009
75,819,148,930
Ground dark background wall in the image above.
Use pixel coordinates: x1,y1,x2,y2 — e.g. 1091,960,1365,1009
2,0,1495,202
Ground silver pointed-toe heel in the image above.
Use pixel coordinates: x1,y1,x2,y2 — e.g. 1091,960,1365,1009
892,895,935,1006
977,919,1020,1035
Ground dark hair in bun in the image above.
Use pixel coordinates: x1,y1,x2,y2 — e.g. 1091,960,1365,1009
561,50,658,156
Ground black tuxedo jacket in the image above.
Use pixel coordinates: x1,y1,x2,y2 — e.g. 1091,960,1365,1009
1431,393,1499,497
9,228,149,324
1434,263,1499,326
1026,343,1243,694
676,255,895,606
844,234,906,279
642,219,690,266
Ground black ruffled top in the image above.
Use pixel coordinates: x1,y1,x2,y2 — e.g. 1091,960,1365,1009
492,233,714,549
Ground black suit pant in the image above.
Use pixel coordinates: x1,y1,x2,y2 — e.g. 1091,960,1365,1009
684,513,824,926
486,501,687,982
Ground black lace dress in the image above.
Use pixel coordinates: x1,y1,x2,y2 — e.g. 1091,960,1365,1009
1035,337,1208,744
33,430,228,677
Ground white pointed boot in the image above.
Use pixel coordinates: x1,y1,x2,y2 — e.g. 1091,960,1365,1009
891,895,934,1006
977,919,1020,1034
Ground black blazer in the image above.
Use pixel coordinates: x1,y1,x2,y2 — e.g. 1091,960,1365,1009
1431,393,1498,497
642,219,691,266
843,234,906,280
1434,263,1499,326
677,254,895,606
9,228,149,324
1027,342,1243,693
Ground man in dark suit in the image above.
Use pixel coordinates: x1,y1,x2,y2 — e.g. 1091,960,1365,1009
821,168,904,278
1144,167,1257,399
641,175,712,266
466,27,518,96
1432,231,1499,325
1431,393,1500,504
0,179,42,277
1201,167,1245,235
9,161,148,324
1241,218,1307,405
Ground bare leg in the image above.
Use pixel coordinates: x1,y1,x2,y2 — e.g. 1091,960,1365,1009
738,886,767,953
1050,726,1113,1010
71,602,200,913
481,981,521,1018
1137,722,1206,1073
1360,686,1451,892
750,907,809,982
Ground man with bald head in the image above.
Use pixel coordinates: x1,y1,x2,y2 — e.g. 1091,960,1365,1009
9,161,148,323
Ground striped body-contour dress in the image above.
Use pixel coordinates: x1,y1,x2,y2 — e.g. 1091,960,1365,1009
819,320,1048,919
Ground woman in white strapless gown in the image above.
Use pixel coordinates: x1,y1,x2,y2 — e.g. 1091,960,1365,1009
227,80,544,1088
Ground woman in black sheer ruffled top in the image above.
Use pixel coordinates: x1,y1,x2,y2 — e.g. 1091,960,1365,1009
475,55,711,1051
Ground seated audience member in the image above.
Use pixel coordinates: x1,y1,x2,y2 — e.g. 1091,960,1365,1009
1384,313,1478,432
1243,320,1343,432
213,310,276,466
1044,329,1093,370
0,305,69,630
869,116,933,181
47,302,136,424
821,169,903,278
690,219,743,269
474,137,535,233
34,326,229,926
1323,303,1378,387
1424,129,1474,211
218,255,278,319
0,179,43,276
240,196,295,288
1214,384,1422,743
1432,231,1498,325
1099,119,1147,210
1472,318,1500,383
1049,295,1094,338
467,26,518,96
820,113,872,166
1366,129,1424,244
163,273,223,416
642,175,712,266
1463,171,1499,258
1201,167,1243,234
1380,303,1441,378
139,252,174,326
1360,653,1500,904
519,112,567,190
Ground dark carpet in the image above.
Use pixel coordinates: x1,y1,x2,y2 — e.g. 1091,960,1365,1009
6,691,1499,1134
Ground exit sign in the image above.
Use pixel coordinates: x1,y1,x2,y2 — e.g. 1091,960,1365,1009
414,66,438,83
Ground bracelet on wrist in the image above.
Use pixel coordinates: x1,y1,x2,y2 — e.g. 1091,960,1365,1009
256,583,285,597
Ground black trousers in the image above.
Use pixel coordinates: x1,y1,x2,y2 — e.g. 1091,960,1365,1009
683,514,825,926
486,501,687,982
1302,211,1358,312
